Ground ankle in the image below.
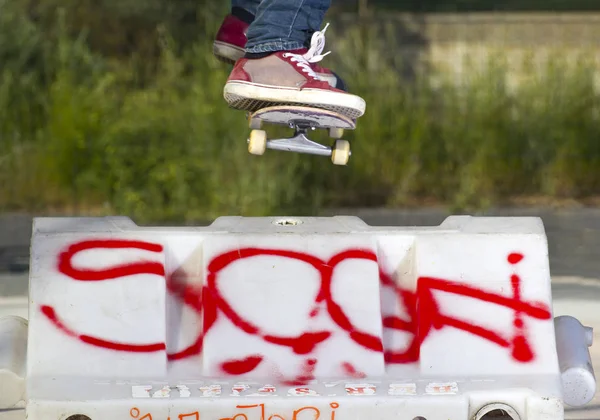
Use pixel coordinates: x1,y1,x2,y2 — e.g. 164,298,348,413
244,48,305,60
244,51,274,59
231,7,254,24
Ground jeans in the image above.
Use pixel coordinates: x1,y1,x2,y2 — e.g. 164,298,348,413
231,0,331,54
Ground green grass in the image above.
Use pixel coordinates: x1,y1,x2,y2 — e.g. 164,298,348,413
0,5,599,223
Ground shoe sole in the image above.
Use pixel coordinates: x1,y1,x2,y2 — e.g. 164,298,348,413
213,41,245,65
223,81,365,120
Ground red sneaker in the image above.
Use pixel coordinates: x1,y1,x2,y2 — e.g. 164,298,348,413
223,50,365,120
213,16,346,91
213,14,247,65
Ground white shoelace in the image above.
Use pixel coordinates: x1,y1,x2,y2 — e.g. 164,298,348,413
282,23,331,81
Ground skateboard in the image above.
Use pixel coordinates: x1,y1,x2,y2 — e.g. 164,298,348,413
246,105,356,166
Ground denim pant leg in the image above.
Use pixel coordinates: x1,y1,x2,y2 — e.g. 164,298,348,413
231,0,261,16
245,0,331,54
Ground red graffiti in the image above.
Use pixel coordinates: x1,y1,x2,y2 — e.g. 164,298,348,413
341,362,367,378
45,239,200,360
205,248,383,355
40,305,166,353
382,252,551,363
58,239,165,280
284,358,318,385
41,239,552,380
221,355,264,375
164,268,205,361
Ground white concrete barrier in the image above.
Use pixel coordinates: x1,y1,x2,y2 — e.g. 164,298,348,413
0,215,596,420
0,297,28,320
554,316,596,407
0,316,27,409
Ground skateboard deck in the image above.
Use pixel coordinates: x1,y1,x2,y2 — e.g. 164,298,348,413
246,105,356,166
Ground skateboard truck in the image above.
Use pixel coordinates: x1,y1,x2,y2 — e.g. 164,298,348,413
246,106,354,166
248,121,351,165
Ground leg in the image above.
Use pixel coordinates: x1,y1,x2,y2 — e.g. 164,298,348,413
244,0,331,54
244,0,347,90
222,0,365,120
231,0,260,20
213,0,261,64
214,0,346,90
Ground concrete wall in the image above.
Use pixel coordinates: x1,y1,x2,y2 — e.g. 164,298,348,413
332,12,600,88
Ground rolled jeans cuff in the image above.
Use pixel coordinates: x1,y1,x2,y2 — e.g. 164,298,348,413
245,40,306,54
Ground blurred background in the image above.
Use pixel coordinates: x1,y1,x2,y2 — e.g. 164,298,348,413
0,1,600,417
0,0,599,223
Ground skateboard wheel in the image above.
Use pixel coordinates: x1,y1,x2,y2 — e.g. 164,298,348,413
329,128,344,139
248,130,267,155
331,139,350,165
